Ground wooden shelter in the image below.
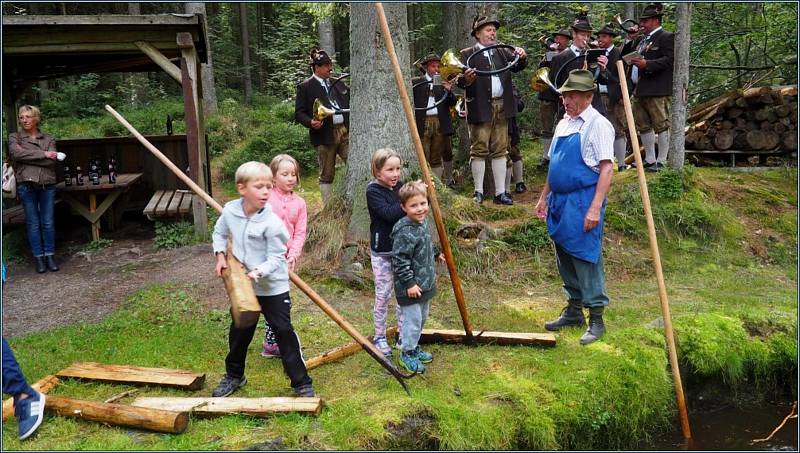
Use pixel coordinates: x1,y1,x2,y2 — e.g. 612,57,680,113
2,14,211,233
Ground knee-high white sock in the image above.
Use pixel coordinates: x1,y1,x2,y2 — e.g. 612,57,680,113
470,159,485,194
512,160,524,184
442,161,453,181
491,158,507,196
504,163,512,192
613,138,627,168
656,129,670,164
640,131,656,164
431,166,443,180
320,183,332,203
540,137,553,160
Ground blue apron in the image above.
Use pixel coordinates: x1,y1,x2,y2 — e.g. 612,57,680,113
546,130,606,264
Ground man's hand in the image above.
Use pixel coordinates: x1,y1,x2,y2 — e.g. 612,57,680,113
464,68,477,84
535,198,548,220
630,57,647,69
584,206,601,232
215,253,228,277
436,253,446,265
310,119,323,130
441,80,452,91
597,55,608,70
407,284,422,298
514,47,527,59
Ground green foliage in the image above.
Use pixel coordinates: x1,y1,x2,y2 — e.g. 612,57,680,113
81,239,113,252
2,228,28,264
45,98,184,139
503,218,551,253
153,221,197,251
40,74,114,118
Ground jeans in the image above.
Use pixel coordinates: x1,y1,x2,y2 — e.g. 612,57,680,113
17,183,56,257
554,243,610,308
3,338,34,399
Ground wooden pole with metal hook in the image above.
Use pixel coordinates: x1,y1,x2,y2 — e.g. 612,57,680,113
615,60,692,439
374,2,474,343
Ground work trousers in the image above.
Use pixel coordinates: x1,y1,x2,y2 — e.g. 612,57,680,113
554,244,610,308
3,338,34,399
225,292,312,389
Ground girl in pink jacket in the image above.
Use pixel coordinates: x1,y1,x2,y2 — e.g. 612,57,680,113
262,154,308,358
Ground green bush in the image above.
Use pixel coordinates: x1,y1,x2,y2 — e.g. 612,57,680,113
154,221,197,250
46,98,184,139
503,218,551,253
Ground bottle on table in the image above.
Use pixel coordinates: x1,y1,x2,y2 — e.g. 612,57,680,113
89,159,100,185
108,157,117,184
64,164,72,186
76,166,84,186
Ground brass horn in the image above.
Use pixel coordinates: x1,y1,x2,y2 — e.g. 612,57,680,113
313,98,349,122
530,67,560,94
614,13,639,34
439,48,469,82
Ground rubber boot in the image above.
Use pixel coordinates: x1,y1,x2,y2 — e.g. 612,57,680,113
544,300,585,331
580,307,606,345
34,257,46,274
45,255,59,272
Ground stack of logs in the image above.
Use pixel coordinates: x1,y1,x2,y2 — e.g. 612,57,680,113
684,85,797,153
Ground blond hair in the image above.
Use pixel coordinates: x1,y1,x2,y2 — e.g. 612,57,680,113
398,180,428,205
235,161,272,185
18,105,41,120
269,154,300,179
370,148,402,178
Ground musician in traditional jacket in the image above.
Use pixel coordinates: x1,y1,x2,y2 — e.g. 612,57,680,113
594,22,629,171
537,29,570,170
456,15,527,206
294,49,350,202
412,51,457,183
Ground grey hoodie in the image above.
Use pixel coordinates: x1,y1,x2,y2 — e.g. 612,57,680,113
212,198,290,296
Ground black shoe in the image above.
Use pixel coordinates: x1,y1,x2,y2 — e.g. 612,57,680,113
293,384,316,397
446,179,457,190
644,162,659,173
618,165,626,172
537,159,550,171
544,302,586,331
212,374,247,397
34,257,46,274
473,191,484,204
45,255,59,272
580,307,606,345
515,182,527,194
492,192,513,205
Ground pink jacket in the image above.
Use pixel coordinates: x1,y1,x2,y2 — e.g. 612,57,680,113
267,188,307,260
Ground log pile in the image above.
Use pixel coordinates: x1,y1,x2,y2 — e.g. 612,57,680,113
684,85,797,153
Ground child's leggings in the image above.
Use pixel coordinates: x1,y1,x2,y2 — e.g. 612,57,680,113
370,253,403,339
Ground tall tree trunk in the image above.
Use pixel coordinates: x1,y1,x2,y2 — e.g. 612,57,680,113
239,3,254,104
668,2,691,169
624,2,636,22
127,2,140,15
407,3,416,64
318,18,336,58
186,2,218,114
345,3,414,241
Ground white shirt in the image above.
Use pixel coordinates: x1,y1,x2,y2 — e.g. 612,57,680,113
476,43,503,98
312,74,344,124
424,73,438,116
597,44,615,94
569,44,583,57
631,26,662,85
547,105,614,172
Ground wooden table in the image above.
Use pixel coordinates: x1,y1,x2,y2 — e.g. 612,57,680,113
56,173,143,240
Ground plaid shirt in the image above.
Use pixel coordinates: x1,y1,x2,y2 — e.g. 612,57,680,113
547,105,614,172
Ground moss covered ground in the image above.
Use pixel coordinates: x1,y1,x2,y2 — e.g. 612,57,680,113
2,139,796,450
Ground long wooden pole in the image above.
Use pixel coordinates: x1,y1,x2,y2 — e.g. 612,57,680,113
46,395,189,433
615,60,692,439
105,105,412,394
374,2,474,344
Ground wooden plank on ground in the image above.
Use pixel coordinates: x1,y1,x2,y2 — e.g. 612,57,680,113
56,362,205,390
131,396,324,417
178,192,193,214
155,190,175,216
143,190,166,217
419,329,557,347
305,326,398,370
46,395,189,433
2,375,60,421
166,190,183,215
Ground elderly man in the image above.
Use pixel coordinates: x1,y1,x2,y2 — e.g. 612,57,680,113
457,15,527,205
629,2,674,172
295,48,350,203
535,69,614,345
412,51,457,182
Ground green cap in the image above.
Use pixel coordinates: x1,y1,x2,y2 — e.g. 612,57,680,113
559,69,597,93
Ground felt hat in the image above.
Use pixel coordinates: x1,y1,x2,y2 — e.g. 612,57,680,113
558,69,597,93
596,22,618,37
414,50,441,73
552,29,571,39
571,11,593,32
639,2,665,20
471,15,501,37
309,48,332,66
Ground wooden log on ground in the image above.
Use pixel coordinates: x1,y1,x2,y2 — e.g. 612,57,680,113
773,122,787,134
782,131,797,151
743,86,772,100
2,375,60,421
305,326,398,370
734,117,748,130
706,126,717,138
759,121,773,132
418,329,556,347
56,362,205,390
775,105,792,118
754,107,777,122
735,97,749,108
725,107,744,119
720,120,734,130
745,130,780,150
695,135,712,150
713,130,735,150
46,395,189,433
688,90,742,123
762,132,781,150
778,85,798,97
131,397,324,417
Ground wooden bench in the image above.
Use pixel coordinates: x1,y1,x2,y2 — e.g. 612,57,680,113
143,189,194,220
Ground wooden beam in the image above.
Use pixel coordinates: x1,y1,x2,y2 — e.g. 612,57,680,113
4,42,179,54
305,326,398,370
131,397,324,417
3,15,202,27
134,41,181,83
46,395,189,433
56,362,205,390
2,375,59,421
418,329,557,347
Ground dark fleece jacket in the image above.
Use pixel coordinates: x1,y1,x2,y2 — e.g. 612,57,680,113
391,216,439,306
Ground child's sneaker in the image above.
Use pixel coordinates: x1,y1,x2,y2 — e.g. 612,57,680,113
394,336,403,350
373,336,392,357
261,341,281,358
293,384,316,397
212,374,247,397
415,346,433,364
399,350,426,374
15,391,45,440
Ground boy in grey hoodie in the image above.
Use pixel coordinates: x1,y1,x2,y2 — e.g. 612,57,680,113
212,161,313,397
391,180,445,374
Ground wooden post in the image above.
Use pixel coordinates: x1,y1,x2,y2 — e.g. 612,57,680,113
45,395,189,434
89,193,99,241
177,32,209,237
374,2,474,343
2,375,59,421
616,60,692,440
2,77,18,135
305,327,398,370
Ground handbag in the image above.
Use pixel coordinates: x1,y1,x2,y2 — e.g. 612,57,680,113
2,161,15,198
